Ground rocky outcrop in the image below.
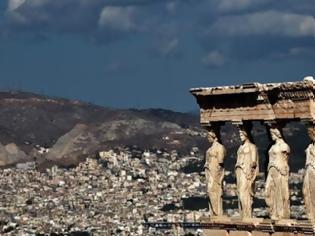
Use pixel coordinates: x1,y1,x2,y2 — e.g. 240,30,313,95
44,124,99,167
0,143,29,167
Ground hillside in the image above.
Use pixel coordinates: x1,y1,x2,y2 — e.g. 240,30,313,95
0,91,201,147
0,90,310,171
0,91,207,166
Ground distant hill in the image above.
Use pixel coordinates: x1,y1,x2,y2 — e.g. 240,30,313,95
0,90,205,154
0,90,310,171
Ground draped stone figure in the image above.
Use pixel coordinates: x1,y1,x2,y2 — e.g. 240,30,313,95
303,126,315,220
205,128,226,216
265,127,290,220
235,125,259,218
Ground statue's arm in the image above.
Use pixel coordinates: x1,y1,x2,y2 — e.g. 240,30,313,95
217,145,226,167
204,149,210,168
281,142,290,158
305,146,309,162
305,144,312,165
250,145,258,169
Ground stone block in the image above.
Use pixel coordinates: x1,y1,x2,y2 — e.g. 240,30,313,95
272,233,295,236
203,229,228,236
251,231,270,236
229,231,252,236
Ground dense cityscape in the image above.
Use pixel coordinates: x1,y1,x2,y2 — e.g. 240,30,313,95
0,145,307,235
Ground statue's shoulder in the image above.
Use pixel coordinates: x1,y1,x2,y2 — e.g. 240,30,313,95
207,143,222,153
279,140,290,152
248,142,257,150
216,142,226,151
240,142,256,152
306,143,315,154
210,142,226,156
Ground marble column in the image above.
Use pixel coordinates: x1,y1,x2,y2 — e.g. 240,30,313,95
303,124,315,220
205,124,226,216
264,124,290,220
235,122,259,219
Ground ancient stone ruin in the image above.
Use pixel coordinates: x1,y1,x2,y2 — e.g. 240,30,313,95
190,78,315,236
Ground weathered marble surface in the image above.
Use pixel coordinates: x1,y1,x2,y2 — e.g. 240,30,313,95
205,129,226,216
191,79,315,224
303,126,315,220
265,127,290,220
236,126,259,218
191,79,315,124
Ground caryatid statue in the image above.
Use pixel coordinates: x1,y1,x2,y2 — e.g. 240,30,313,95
205,127,226,216
303,125,315,220
235,124,259,218
265,126,290,220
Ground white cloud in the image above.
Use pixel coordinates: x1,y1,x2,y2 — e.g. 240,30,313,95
288,47,315,57
216,0,257,11
202,50,226,67
98,6,138,32
3,0,164,44
5,0,108,34
3,0,315,63
7,0,29,24
205,0,272,13
8,0,26,11
8,0,53,12
159,38,179,57
165,1,178,13
211,10,315,37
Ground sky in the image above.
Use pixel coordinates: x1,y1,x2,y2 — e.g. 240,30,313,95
0,0,315,111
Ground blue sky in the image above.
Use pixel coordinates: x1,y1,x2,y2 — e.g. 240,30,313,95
0,0,315,111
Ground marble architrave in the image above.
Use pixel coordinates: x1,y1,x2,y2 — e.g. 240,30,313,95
190,80,315,124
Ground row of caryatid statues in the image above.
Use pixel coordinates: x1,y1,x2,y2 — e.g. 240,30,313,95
205,123,315,221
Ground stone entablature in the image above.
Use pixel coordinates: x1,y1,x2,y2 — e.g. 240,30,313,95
190,80,315,124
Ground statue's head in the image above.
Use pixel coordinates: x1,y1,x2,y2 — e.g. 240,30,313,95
207,130,218,142
239,129,248,142
206,125,220,143
270,127,282,141
238,122,252,143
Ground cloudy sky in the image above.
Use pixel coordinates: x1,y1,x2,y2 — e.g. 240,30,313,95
0,0,315,111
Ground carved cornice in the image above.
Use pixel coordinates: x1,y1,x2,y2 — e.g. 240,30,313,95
190,81,315,124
